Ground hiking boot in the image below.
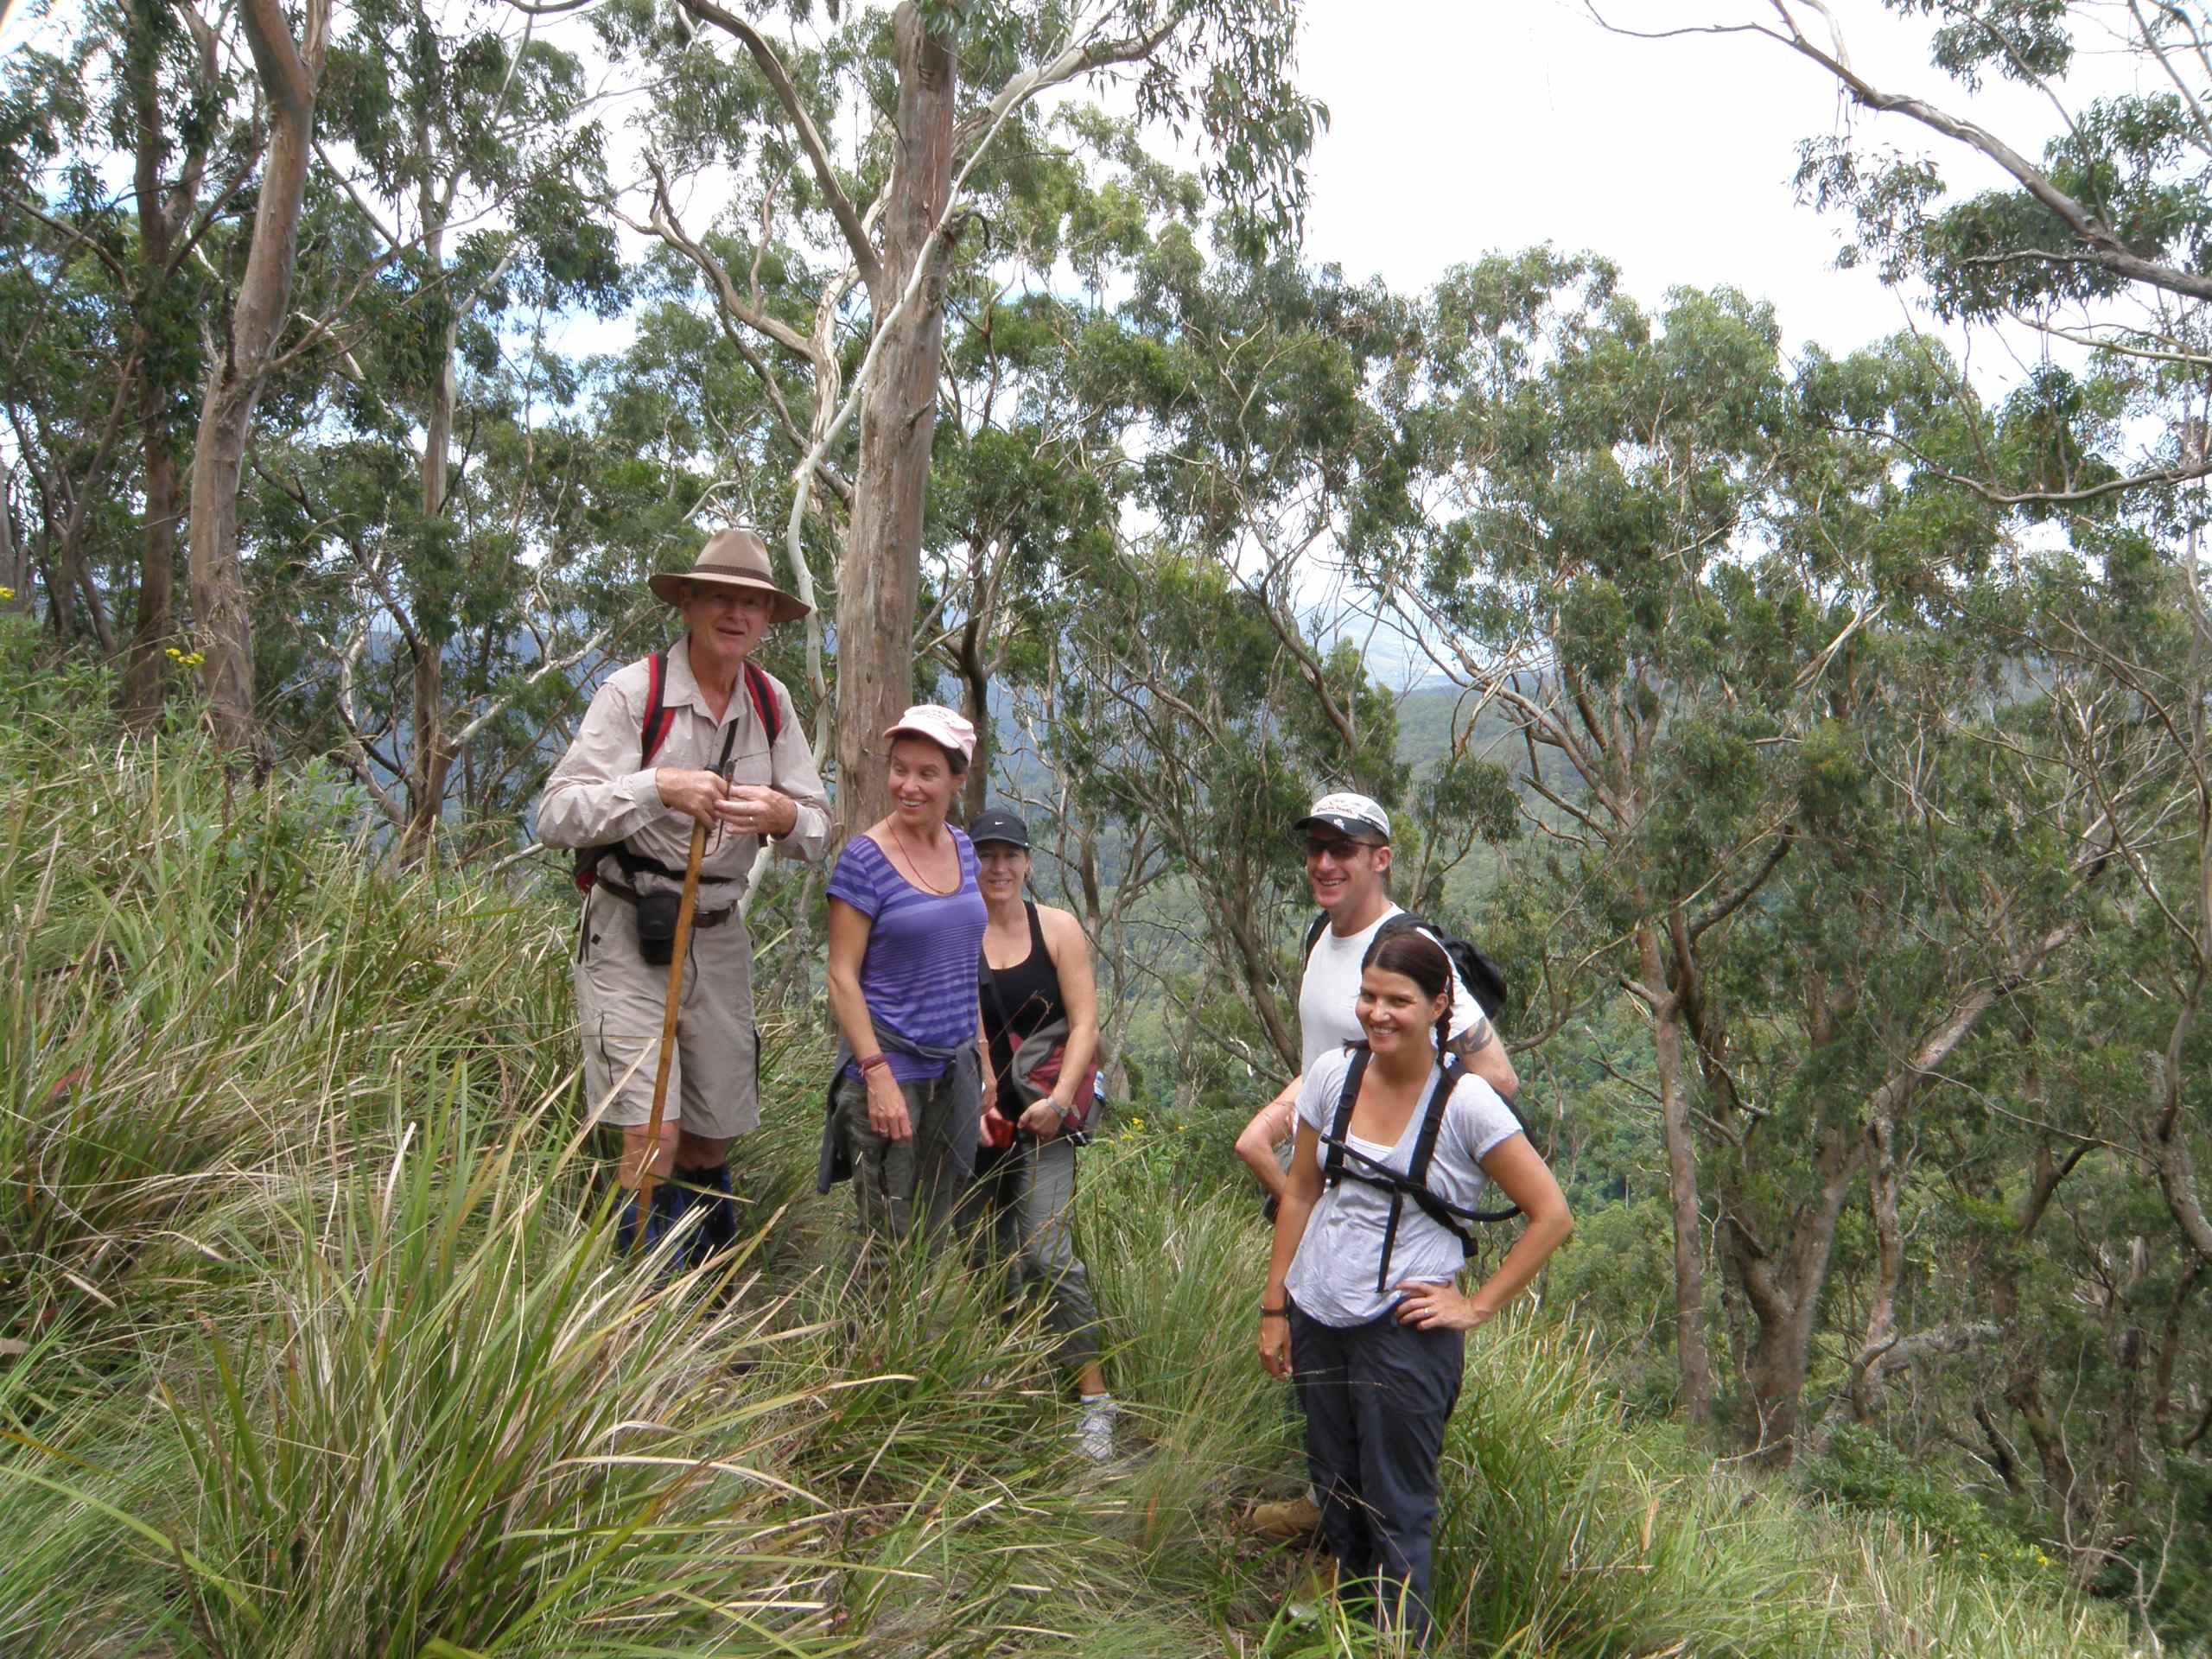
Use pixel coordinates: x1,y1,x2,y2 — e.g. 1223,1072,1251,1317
1246,1492,1324,1540
1075,1395,1119,1465
614,1179,687,1257
1285,1556,1339,1623
676,1160,739,1269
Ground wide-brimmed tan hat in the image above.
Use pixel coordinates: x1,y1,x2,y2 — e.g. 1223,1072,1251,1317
647,529,810,623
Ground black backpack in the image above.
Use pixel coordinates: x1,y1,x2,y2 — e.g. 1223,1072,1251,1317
570,651,782,893
1320,1040,1528,1294
1301,909,1508,1020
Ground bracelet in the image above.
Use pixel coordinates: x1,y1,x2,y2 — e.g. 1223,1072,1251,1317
858,1053,890,1075
1259,1305,1287,1319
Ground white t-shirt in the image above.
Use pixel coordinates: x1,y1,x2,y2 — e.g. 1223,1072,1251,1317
1284,1046,1525,1327
1298,905,1488,1073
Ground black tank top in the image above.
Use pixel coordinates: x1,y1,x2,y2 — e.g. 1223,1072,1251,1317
980,901,1065,1084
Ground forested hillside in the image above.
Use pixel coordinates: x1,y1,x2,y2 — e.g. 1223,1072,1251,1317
3,0,2209,1653
0,644,2155,1656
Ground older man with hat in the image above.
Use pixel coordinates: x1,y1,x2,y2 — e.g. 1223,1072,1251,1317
539,529,833,1258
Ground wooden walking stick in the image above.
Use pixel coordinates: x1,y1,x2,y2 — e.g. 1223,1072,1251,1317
634,815,709,1230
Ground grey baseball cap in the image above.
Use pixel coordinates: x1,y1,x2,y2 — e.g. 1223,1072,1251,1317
1294,791,1391,843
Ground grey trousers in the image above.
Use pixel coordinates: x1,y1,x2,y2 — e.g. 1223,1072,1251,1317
834,1065,976,1258
1290,1300,1465,1649
958,1135,1103,1375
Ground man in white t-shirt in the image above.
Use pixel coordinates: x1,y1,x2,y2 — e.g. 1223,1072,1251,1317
1237,790,1518,1541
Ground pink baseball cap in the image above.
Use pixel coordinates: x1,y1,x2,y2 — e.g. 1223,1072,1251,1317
883,703,976,764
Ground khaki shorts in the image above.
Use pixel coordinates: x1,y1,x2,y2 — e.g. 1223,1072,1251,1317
575,886,759,1140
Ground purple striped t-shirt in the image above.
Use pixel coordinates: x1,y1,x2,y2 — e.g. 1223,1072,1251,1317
828,829,987,1082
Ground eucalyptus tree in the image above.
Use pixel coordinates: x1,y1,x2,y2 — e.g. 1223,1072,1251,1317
927,291,1118,817
189,0,333,763
1052,539,1405,1072
0,0,229,673
254,340,664,853
1353,250,2114,1442
0,238,128,651
288,0,621,859
1037,238,1505,1075
1360,252,1798,1425
93,0,232,722
1619,2,2212,504
918,120,1198,815
1956,468,2212,1575
603,0,1319,830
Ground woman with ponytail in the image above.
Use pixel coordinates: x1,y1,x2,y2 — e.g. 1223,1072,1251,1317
1257,930,1573,1649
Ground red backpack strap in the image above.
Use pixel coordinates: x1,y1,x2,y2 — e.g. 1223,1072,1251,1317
742,660,782,748
639,651,676,766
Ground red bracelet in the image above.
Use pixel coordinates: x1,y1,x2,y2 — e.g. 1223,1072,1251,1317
858,1053,890,1075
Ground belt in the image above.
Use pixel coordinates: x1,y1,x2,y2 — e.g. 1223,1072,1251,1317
598,876,738,929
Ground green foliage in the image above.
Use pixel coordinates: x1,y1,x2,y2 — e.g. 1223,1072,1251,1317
6,4,2209,1647
0,674,2168,1656
1799,1427,2056,1581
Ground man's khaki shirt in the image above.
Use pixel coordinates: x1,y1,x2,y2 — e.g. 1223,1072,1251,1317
537,640,832,898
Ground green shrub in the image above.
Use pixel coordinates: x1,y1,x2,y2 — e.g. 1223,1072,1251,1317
1798,1424,2055,1581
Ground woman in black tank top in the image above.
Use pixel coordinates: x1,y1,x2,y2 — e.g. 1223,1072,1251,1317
967,809,1117,1463
981,900,1065,1084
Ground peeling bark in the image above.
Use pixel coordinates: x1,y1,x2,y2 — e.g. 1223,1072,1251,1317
120,0,187,730
399,164,456,866
835,2,954,837
188,0,327,763
1849,1105,1904,1423
1636,918,1713,1427
1724,1119,1859,1458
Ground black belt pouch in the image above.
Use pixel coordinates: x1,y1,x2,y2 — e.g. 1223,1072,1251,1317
635,888,682,965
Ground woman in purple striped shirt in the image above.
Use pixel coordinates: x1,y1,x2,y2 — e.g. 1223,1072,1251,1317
824,705,995,1255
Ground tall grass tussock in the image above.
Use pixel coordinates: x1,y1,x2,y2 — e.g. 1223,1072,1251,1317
0,643,2161,1656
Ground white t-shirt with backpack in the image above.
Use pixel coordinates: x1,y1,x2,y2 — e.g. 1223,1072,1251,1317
1298,905,1490,1072
1284,1046,1523,1326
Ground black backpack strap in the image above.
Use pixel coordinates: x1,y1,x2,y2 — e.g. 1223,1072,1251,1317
1322,1041,1369,1186
1417,1057,1528,1224
1303,911,1329,960
1370,1060,1462,1293
979,933,1018,1063
1405,1058,1464,1193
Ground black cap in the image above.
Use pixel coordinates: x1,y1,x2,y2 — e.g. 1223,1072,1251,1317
967,808,1030,849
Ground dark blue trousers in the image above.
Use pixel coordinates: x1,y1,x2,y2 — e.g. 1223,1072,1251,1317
1290,1299,1465,1649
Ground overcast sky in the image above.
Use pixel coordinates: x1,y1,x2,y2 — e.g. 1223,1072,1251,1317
1286,0,2121,380
0,0,2109,377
